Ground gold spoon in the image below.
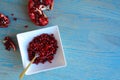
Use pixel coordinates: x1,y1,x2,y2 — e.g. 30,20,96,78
19,54,39,80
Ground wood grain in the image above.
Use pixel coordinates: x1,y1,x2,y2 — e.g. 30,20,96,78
0,0,120,80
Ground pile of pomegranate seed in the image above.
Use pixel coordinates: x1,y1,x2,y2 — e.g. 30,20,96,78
28,0,54,26
27,33,58,64
3,36,16,51
0,13,10,28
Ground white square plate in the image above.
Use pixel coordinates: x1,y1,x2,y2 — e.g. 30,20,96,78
17,25,66,75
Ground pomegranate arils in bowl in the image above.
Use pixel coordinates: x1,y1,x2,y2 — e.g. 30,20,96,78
0,13,10,28
28,33,58,64
17,25,66,75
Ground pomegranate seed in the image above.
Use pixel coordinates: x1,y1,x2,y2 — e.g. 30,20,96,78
13,18,17,21
11,13,14,16
24,25,29,28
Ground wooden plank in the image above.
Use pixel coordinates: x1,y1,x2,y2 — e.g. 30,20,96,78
0,0,120,80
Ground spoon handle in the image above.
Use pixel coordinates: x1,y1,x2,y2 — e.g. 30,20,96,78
19,56,36,80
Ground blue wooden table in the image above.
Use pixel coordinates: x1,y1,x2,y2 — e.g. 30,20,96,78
0,0,120,80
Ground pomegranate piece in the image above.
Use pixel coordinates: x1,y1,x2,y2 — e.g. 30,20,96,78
28,0,54,26
0,13,10,28
3,36,16,51
29,10,48,26
42,0,54,10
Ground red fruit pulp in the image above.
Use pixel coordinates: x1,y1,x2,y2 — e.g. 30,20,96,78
0,13,10,28
27,33,58,64
42,0,54,9
28,0,49,26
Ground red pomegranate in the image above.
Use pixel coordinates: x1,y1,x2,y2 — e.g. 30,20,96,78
0,13,10,28
42,0,54,10
3,36,16,51
28,0,54,26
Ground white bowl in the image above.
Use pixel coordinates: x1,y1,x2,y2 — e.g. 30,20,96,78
17,25,66,75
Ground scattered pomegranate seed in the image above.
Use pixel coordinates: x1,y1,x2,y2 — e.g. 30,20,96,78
11,13,14,16
24,25,28,28
13,18,17,21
